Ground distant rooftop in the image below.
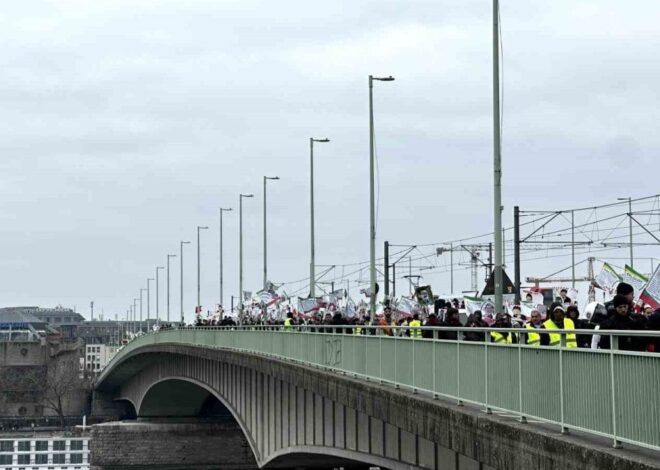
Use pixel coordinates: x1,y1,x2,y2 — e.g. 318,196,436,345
0,308,49,331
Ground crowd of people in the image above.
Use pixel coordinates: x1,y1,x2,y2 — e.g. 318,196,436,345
183,282,659,352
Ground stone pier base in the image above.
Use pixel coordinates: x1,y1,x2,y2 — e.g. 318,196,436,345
90,420,258,470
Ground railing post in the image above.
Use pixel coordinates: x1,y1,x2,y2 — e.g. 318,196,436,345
559,341,568,434
394,328,399,389
610,335,622,448
484,335,491,414
365,329,369,380
412,332,417,394
432,330,438,400
457,330,462,406
379,331,383,384
518,337,526,423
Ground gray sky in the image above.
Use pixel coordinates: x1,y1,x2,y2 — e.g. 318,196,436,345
2,0,659,322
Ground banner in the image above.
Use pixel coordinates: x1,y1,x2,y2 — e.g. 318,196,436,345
639,265,660,309
395,296,419,318
621,265,648,295
243,291,252,302
594,262,621,296
464,296,495,317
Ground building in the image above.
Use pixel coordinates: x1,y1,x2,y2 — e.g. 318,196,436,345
0,308,88,418
84,344,120,373
16,306,85,340
26,306,156,345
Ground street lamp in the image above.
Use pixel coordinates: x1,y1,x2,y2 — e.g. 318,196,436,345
147,278,154,327
166,254,176,323
180,240,191,325
239,193,254,313
133,298,138,335
492,0,504,314
219,208,232,309
139,288,147,333
197,226,209,313
155,266,164,325
310,137,330,298
618,197,633,268
369,75,394,316
263,176,280,289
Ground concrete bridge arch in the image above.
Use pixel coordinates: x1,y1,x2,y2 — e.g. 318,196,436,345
93,342,659,470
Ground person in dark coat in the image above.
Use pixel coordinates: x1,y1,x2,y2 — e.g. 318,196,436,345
598,295,646,351
645,309,660,353
566,305,591,348
439,308,462,340
464,311,487,342
423,313,440,339
604,282,635,317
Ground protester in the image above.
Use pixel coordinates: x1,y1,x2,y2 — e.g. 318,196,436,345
464,311,487,342
379,307,394,336
604,282,634,317
646,309,660,352
422,312,440,339
439,308,462,340
490,313,517,344
408,313,422,338
542,303,577,348
595,294,646,351
524,309,543,346
566,305,591,348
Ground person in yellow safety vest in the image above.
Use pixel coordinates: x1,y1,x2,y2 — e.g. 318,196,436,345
524,309,543,346
490,313,518,344
408,313,422,338
283,312,294,331
353,318,364,335
543,303,577,347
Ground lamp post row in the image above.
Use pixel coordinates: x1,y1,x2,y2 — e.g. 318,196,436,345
128,73,396,329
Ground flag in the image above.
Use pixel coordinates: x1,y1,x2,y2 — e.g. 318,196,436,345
298,297,319,313
395,296,418,318
256,289,280,307
639,265,660,309
345,298,357,319
594,262,621,295
621,265,648,295
329,289,346,306
243,291,252,302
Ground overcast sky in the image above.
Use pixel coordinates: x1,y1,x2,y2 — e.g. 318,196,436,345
1,0,659,322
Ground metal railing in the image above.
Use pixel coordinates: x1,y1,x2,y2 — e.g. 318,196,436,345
100,325,660,452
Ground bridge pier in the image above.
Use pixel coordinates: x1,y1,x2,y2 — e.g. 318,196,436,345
89,419,258,470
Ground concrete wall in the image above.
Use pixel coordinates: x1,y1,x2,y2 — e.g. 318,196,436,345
96,344,660,470
0,343,88,417
90,421,257,470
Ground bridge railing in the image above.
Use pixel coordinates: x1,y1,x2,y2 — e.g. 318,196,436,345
102,325,660,452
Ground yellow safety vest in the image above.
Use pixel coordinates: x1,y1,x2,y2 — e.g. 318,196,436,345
353,326,362,335
543,318,577,347
409,319,422,337
490,331,513,344
524,323,541,346
284,318,292,331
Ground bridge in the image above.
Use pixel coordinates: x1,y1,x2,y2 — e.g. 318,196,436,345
92,326,660,470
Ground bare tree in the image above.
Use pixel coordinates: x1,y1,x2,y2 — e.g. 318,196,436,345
25,358,92,428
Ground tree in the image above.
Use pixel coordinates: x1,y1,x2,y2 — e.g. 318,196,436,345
25,357,92,428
